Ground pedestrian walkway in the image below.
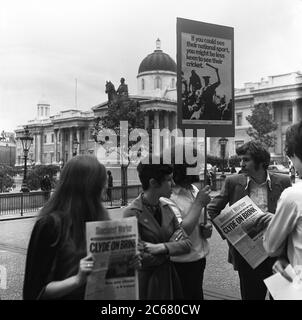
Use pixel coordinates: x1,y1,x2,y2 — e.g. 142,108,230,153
0,190,241,301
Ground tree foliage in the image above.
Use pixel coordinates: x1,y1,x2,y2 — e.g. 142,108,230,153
27,165,60,191
0,165,15,192
246,103,278,148
92,98,146,167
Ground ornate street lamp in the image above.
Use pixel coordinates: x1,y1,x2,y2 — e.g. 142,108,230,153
72,137,80,157
20,126,33,192
219,137,228,179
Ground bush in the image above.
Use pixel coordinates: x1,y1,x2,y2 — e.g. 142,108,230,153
27,165,60,191
229,155,241,167
0,165,15,192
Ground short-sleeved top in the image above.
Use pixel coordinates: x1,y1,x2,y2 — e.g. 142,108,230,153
23,214,86,300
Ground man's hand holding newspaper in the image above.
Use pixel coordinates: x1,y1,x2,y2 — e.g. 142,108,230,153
253,212,274,233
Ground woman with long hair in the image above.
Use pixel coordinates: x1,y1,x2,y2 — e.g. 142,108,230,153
23,155,109,300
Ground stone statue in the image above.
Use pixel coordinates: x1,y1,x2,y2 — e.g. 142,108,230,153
116,77,128,97
105,81,118,104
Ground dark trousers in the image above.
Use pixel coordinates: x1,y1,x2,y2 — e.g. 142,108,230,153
173,258,206,300
237,257,275,300
107,188,112,201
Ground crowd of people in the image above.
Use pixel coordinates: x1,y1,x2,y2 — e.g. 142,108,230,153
23,120,302,300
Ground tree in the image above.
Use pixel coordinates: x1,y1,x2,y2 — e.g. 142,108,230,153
0,165,15,192
27,165,60,191
246,103,278,148
92,96,146,205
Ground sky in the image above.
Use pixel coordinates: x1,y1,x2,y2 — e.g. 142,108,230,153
0,0,301,132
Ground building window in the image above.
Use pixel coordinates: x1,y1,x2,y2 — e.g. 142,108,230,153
57,152,60,162
66,133,69,141
141,79,145,90
154,76,161,89
236,113,243,126
50,153,54,164
58,133,61,142
51,134,54,143
288,108,293,122
18,156,21,165
171,78,175,88
44,135,47,143
81,131,85,140
44,153,47,163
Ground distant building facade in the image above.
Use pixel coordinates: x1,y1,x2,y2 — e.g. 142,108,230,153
0,131,16,167
209,71,302,162
15,39,177,184
15,40,302,176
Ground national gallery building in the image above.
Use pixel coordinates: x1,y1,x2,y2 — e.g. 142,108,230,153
15,39,302,183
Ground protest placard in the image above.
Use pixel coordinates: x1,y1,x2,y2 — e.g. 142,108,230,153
177,18,234,137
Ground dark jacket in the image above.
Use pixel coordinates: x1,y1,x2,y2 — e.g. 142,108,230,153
23,214,86,300
123,194,192,300
207,172,291,270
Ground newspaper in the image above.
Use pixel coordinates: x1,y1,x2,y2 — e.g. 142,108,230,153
85,217,139,300
213,195,268,269
264,265,302,300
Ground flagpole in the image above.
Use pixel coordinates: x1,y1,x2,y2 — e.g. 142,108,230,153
75,78,78,109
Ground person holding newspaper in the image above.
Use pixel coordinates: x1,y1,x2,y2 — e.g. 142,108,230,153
162,159,212,300
123,157,192,300
23,155,141,300
259,121,302,282
208,141,291,300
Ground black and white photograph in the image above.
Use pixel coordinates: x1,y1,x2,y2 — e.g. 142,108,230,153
1,0,302,307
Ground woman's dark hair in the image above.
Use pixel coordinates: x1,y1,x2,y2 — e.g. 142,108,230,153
39,155,109,249
285,121,302,161
137,154,173,190
172,163,200,188
236,140,270,170
170,143,200,188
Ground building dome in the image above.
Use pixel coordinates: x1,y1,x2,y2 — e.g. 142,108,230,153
138,39,176,74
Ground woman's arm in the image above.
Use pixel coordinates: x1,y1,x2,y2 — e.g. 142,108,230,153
181,186,211,235
42,255,94,299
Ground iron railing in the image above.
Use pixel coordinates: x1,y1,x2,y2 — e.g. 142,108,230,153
0,178,225,218
0,185,143,217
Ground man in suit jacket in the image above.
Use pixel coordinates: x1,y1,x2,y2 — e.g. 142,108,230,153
208,141,291,300
123,159,192,300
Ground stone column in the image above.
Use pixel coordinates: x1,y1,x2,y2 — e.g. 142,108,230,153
153,111,160,155
54,129,58,163
40,132,44,164
36,134,41,164
291,99,301,124
144,113,149,129
34,133,38,163
60,128,64,162
163,111,170,151
154,111,160,129
69,129,73,160
76,128,80,155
